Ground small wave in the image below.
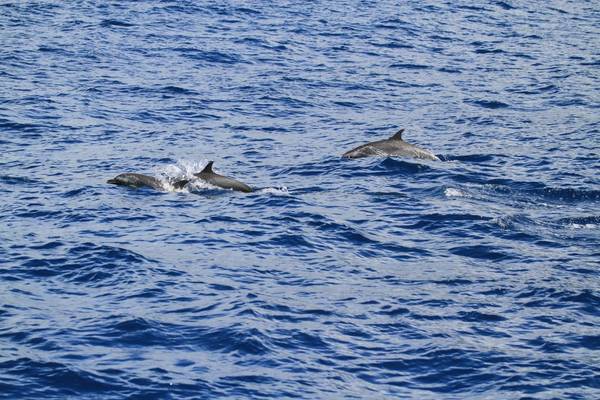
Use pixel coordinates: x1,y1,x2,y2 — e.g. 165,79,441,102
474,48,505,54
176,48,243,64
465,99,510,109
6,243,156,286
29,241,64,250
0,358,123,395
100,19,134,28
390,63,431,70
370,41,413,49
0,118,46,133
450,244,514,261
160,85,197,95
437,67,462,73
61,187,92,198
558,216,600,230
0,175,41,185
37,45,68,54
494,1,515,10
377,158,433,173
506,84,559,95
517,288,599,316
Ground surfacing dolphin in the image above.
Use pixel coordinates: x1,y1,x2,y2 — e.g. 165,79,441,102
107,173,189,190
193,161,253,193
342,128,440,161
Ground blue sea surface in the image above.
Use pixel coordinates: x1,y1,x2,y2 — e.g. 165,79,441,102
1,1,599,398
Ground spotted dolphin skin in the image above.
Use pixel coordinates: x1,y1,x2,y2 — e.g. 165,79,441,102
342,129,440,161
193,161,253,193
107,173,189,190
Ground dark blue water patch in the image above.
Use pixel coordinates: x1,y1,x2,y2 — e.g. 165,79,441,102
5,243,156,285
465,99,511,109
509,52,535,61
549,97,589,107
372,348,511,387
0,118,47,134
100,19,134,28
61,187,95,198
0,175,41,185
200,326,272,355
437,67,462,74
370,41,413,49
450,244,514,261
0,358,124,396
568,335,600,351
389,63,431,70
516,288,599,315
506,84,559,95
402,213,493,231
442,154,498,162
474,48,505,54
458,5,492,12
555,215,600,226
259,95,311,108
376,158,433,174
29,241,64,250
159,85,198,96
381,77,436,88
458,311,507,322
175,48,244,64
14,209,64,220
332,100,358,108
36,45,73,57
503,184,600,203
96,317,176,347
580,59,600,67
494,1,516,10
256,233,320,252
525,336,569,354
560,290,600,316
447,174,600,204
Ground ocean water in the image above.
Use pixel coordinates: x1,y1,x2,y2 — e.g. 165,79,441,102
1,1,599,398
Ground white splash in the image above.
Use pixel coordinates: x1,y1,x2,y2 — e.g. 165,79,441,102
156,159,209,180
155,159,211,192
260,186,289,195
568,223,597,230
444,187,466,197
493,215,513,229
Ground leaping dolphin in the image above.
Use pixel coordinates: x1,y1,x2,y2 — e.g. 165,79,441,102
193,161,253,193
107,173,189,190
342,129,440,161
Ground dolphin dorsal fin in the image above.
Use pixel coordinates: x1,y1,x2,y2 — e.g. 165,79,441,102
390,129,405,140
201,161,214,174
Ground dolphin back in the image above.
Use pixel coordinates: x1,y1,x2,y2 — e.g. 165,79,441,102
342,129,440,161
107,173,165,190
193,161,253,193
205,175,253,193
